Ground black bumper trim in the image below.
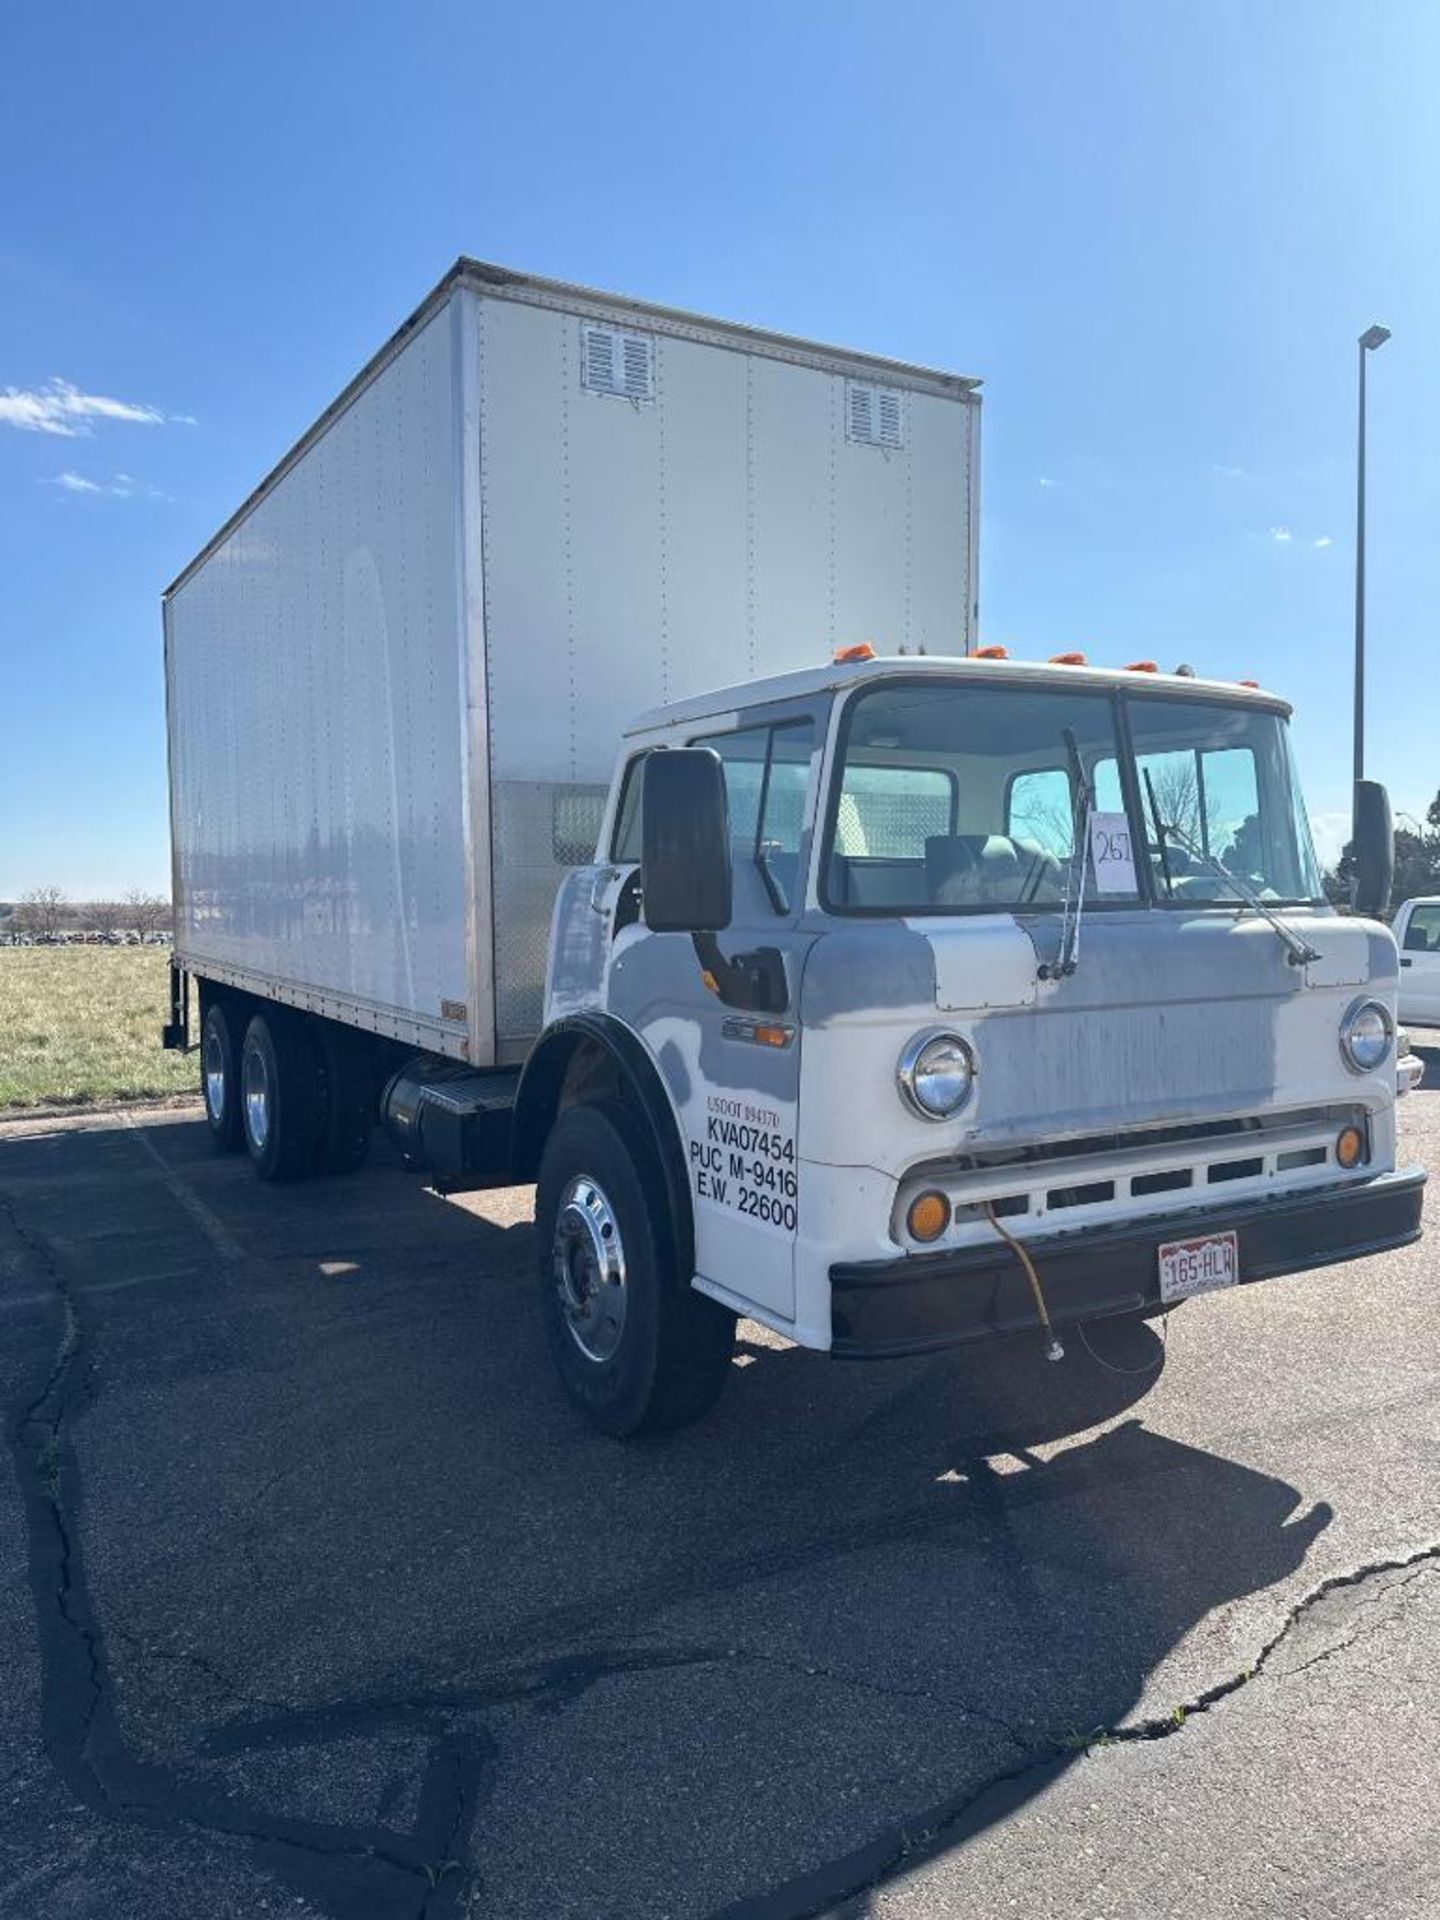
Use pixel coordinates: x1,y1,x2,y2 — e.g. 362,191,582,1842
830,1168,1426,1359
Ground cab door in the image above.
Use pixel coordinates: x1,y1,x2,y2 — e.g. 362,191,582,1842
1397,901,1440,1024
602,708,824,1327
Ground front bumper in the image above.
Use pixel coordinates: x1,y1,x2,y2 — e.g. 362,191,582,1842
830,1167,1426,1359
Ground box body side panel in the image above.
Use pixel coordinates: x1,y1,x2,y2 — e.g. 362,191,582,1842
477,300,976,1047
166,306,471,1055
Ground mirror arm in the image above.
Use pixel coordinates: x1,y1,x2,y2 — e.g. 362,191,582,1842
692,931,789,1015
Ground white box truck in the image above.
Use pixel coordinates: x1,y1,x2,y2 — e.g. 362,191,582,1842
164,258,1424,1436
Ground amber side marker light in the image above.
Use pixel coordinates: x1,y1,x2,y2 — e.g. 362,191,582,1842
1049,651,1088,666
907,1191,951,1243
1126,660,1159,673
833,642,876,663
1336,1125,1367,1170
974,645,1009,660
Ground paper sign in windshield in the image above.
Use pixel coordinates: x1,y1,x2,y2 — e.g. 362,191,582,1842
1089,812,1137,894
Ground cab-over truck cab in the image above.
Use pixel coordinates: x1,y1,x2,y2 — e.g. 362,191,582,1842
522,652,1425,1432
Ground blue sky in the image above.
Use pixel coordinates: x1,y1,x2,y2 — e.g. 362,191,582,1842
2,0,1437,894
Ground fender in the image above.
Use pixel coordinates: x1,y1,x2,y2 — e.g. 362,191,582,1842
512,1012,696,1284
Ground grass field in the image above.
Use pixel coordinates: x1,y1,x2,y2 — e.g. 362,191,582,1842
0,948,197,1111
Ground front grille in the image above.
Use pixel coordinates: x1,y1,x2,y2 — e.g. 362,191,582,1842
895,1104,1371,1252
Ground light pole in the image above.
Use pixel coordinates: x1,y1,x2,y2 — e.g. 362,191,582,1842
1353,322,1390,832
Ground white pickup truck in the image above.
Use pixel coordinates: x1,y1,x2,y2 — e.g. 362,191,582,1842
1395,897,1440,1027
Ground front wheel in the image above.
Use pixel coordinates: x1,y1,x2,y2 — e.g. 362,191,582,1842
536,1099,735,1436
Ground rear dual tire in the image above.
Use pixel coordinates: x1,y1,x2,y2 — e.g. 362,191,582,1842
201,1001,244,1152
201,1001,372,1183
240,1010,322,1182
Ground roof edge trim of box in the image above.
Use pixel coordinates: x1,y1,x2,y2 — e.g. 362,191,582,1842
162,257,980,602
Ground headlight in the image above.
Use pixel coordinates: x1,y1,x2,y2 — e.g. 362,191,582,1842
898,1030,976,1119
1339,998,1394,1073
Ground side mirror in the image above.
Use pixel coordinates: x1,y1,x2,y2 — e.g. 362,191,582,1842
642,749,733,933
1352,779,1394,919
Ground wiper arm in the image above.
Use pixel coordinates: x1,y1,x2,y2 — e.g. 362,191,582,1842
1143,769,1175,898
1039,728,1093,981
1147,811,1321,969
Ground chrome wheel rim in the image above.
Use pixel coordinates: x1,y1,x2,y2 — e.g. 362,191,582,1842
553,1175,627,1364
243,1043,271,1151
203,1027,226,1123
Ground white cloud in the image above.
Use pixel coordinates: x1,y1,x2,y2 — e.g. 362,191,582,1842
1268,526,1293,543
42,470,168,500
1313,535,1333,550
1213,463,1248,479
1309,809,1351,870
1037,475,1058,489
0,376,177,437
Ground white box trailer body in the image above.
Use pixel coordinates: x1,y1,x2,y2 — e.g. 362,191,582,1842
164,260,981,1068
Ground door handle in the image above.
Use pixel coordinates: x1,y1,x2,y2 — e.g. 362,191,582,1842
1401,957,1413,968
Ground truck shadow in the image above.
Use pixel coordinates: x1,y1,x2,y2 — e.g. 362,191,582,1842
0,1117,1336,1920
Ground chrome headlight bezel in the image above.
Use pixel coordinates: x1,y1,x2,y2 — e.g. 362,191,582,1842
1339,997,1394,1074
897,1029,976,1120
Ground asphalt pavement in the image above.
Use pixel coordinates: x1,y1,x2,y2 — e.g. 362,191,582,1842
0,1057,1437,1920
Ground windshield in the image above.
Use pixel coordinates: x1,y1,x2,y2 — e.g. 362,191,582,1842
821,678,1323,915
1122,694,1324,905
823,681,1136,913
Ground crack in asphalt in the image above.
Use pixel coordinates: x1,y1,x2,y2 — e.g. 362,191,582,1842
2,1191,485,1920
703,1540,1440,1920
1276,1560,1440,1680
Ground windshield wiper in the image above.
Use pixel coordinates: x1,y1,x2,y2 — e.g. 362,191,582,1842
1039,728,1092,980
1143,769,1176,899
1142,790,1320,969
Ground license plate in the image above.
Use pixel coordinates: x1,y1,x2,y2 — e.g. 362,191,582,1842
1158,1229,1239,1304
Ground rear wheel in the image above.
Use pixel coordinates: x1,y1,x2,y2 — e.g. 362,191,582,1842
536,1099,735,1435
200,1000,243,1152
240,1010,322,1182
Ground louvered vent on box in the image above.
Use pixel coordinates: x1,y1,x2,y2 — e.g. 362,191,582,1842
846,379,904,449
581,323,656,401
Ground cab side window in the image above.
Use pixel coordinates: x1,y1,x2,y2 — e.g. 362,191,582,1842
693,719,816,914
610,753,649,863
1404,905,1440,952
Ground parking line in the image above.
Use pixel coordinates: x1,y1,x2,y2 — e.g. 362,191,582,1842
121,1114,245,1264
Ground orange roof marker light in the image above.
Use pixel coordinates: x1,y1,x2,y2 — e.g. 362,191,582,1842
974,645,1009,660
1238,678,1260,689
1125,660,1159,673
1049,651,1088,666
833,642,876,664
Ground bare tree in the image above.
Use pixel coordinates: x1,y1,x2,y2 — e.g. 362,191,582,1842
86,899,123,940
1144,755,1202,842
123,889,171,941
16,886,67,941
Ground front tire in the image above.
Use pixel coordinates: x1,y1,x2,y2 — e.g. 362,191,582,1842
200,999,244,1152
240,1010,322,1183
536,1099,735,1436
